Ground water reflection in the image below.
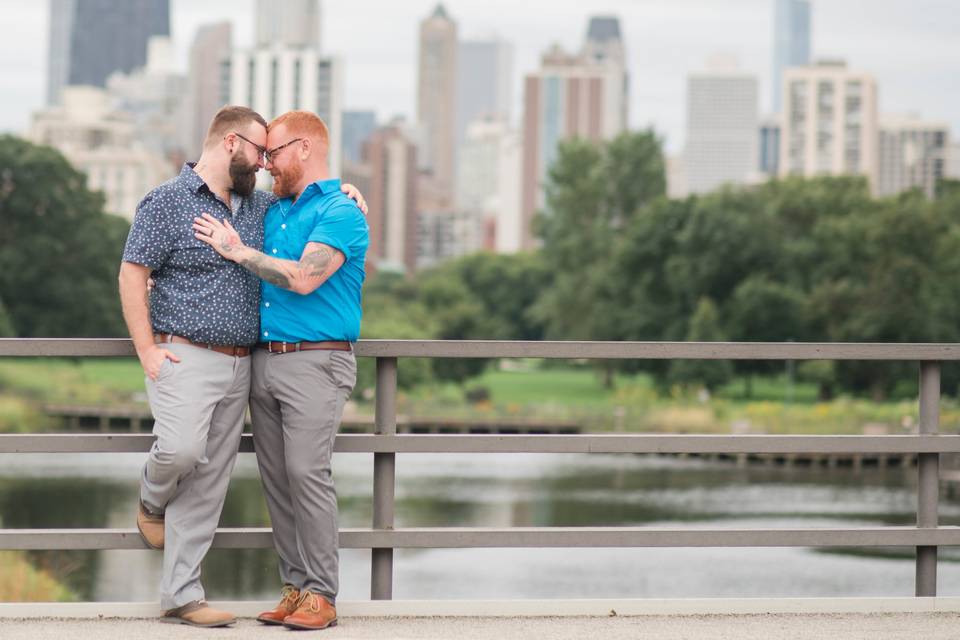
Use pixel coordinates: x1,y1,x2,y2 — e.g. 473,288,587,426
2,451,960,601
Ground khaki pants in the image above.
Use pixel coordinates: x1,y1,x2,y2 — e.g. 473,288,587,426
250,348,356,602
141,342,251,610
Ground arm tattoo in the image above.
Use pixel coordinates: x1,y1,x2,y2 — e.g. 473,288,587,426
240,253,293,289
299,246,334,278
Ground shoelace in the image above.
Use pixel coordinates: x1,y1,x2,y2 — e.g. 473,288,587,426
302,592,323,613
280,586,301,610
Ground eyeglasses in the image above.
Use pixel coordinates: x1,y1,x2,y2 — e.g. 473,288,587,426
230,131,267,161
265,138,304,163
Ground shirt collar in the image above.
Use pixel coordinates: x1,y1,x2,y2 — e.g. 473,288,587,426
180,163,206,194
302,178,342,198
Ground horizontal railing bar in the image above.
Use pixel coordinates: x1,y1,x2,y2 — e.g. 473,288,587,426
4,527,960,550
1,434,958,455
2,339,960,360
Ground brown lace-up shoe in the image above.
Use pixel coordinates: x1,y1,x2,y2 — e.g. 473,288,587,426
283,591,338,630
256,585,302,625
161,600,236,627
137,501,164,549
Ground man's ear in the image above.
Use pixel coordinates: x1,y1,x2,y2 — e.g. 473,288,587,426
223,132,236,155
301,137,312,160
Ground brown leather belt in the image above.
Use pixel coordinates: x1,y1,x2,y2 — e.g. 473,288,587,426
154,333,251,357
258,340,351,354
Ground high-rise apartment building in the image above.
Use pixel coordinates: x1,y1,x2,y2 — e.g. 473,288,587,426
520,31,628,248
685,60,759,194
47,0,170,105
362,126,419,274
226,51,343,176
29,86,175,219
779,61,878,189
772,0,811,114
878,114,949,198
255,0,322,49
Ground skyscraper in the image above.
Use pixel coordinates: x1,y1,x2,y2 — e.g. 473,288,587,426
47,0,170,105
417,4,458,195
455,39,513,152
772,0,811,114
255,0,322,49
185,22,232,159
779,60,878,189
685,59,759,194
583,15,629,130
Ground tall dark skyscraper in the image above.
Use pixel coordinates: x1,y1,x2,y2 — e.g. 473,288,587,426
47,0,170,105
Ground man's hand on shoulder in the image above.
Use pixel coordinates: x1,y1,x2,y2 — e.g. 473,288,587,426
341,183,368,215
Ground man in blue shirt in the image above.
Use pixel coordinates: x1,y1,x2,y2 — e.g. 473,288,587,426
194,110,368,631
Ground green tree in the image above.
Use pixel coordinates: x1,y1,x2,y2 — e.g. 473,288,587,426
0,296,15,337
0,136,129,337
667,298,734,391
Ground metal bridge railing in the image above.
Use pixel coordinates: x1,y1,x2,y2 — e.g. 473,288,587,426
2,339,959,600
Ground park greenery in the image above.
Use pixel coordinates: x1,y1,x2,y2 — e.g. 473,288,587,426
2,132,960,435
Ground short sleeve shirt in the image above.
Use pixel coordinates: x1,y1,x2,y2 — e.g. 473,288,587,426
260,178,369,342
121,163,276,346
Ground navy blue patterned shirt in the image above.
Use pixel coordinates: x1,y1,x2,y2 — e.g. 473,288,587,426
122,163,276,346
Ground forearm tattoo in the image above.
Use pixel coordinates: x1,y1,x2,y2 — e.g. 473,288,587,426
299,246,334,278
238,245,336,291
240,253,293,289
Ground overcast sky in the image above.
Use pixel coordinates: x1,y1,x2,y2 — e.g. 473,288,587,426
1,0,957,153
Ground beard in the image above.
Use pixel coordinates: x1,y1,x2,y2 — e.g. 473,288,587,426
229,154,258,197
271,161,303,198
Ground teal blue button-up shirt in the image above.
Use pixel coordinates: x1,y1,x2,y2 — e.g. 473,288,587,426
260,178,369,342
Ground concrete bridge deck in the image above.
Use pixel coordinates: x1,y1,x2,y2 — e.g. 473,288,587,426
4,599,960,639
6,613,960,640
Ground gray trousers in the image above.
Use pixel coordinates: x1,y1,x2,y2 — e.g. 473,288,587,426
250,348,356,602
141,343,251,610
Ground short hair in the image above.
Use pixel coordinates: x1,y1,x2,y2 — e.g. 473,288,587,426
269,110,329,147
204,106,267,147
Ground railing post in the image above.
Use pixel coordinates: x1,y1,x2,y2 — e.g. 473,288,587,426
916,361,940,596
371,357,397,600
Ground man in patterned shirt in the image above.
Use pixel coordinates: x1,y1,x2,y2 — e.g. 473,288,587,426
118,106,365,628
194,110,368,631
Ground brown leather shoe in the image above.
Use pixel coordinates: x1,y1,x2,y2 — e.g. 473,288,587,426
161,600,236,627
283,591,337,630
256,585,302,625
137,501,164,549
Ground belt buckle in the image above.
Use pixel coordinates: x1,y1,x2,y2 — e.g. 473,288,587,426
281,342,287,354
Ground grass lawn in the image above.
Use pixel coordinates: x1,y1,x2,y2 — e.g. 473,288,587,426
1,357,956,436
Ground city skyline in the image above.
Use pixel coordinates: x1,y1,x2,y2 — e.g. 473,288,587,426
1,0,956,154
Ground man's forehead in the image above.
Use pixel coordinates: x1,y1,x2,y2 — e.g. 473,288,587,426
267,124,290,145
245,122,268,146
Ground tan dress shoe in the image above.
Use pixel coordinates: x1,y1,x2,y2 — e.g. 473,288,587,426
283,591,338,630
137,501,164,549
256,585,302,625
161,600,237,627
